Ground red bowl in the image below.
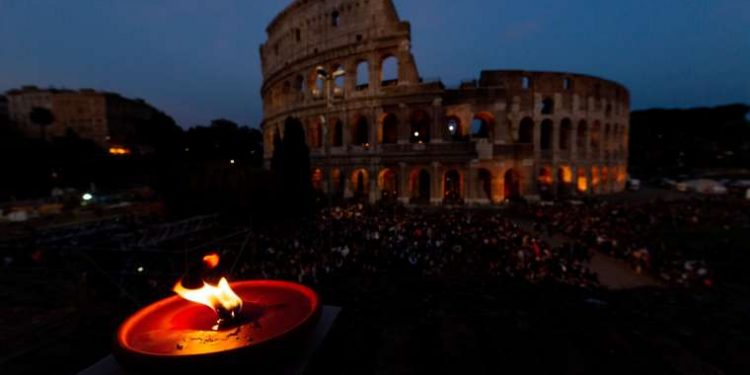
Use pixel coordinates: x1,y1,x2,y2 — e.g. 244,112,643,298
114,280,321,373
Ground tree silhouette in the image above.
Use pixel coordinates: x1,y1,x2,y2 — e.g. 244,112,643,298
29,107,54,140
271,117,313,216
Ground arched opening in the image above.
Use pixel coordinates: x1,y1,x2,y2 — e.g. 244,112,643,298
559,118,572,150
332,63,345,96
504,169,522,200
353,116,369,146
332,119,344,147
478,169,493,201
381,56,398,86
356,60,369,90
312,69,324,98
308,120,322,148
331,169,346,197
591,121,601,151
471,112,494,138
557,165,573,198
378,168,398,200
351,169,369,198
410,110,430,144
577,169,588,193
443,169,462,204
381,113,398,144
332,10,340,27
604,123,611,151
541,98,554,115
540,119,553,151
591,166,601,191
577,120,587,151
538,166,553,200
410,169,431,204
518,117,534,144
294,75,305,93
446,116,465,141
312,168,324,191
601,167,609,190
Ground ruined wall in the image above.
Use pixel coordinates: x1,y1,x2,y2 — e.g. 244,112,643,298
260,0,631,203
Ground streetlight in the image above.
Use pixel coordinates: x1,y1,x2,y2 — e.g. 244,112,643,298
316,65,345,199
317,66,345,254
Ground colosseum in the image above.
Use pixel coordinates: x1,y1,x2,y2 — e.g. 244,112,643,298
261,0,630,205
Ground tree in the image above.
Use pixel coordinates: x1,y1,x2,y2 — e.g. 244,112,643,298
271,117,313,216
29,107,54,140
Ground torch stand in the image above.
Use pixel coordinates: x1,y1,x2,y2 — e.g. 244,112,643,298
77,306,341,375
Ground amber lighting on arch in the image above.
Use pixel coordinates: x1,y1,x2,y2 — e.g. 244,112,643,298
108,147,131,155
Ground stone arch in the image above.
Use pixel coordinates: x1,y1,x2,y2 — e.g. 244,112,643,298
601,166,610,190
410,169,431,204
352,115,369,146
351,168,369,197
446,115,465,141
518,117,534,144
559,118,572,150
443,169,463,203
540,119,553,151
332,63,345,96
604,123,611,151
576,169,588,193
331,118,344,147
331,168,345,195
591,121,602,151
577,120,588,151
310,68,324,98
378,168,398,200
381,55,398,86
332,10,341,27
293,75,305,93
312,168,324,191
471,112,494,138
538,166,554,200
308,119,323,148
541,97,554,115
591,166,601,191
381,113,399,144
356,60,370,89
410,109,431,143
504,169,522,199
557,165,573,197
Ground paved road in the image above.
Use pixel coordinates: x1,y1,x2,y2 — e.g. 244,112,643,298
515,219,661,290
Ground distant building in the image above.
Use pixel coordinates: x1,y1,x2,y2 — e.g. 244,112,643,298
261,0,630,204
0,95,8,125
6,86,168,151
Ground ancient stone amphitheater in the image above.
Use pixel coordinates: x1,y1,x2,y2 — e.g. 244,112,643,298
261,0,629,205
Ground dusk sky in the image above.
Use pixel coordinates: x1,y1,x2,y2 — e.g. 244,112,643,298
1,0,748,128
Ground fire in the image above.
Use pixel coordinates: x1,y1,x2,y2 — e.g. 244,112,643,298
173,254,243,330
202,253,220,270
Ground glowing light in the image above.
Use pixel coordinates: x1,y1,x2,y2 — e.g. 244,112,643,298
82,193,93,201
202,253,220,269
108,147,131,155
230,159,236,165
448,125,456,132
413,131,420,137
577,177,588,192
137,266,144,273
173,254,243,330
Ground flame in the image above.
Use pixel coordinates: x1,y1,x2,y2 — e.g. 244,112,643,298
202,253,220,270
173,254,243,330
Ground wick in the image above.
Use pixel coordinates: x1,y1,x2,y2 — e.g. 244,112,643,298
212,304,243,331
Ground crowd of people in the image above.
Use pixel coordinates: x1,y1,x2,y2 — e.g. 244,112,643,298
231,204,598,288
517,196,750,287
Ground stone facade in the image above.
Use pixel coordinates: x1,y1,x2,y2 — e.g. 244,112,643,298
6,86,159,150
260,0,630,204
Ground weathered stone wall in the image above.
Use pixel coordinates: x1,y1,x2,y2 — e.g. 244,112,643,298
261,0,630,204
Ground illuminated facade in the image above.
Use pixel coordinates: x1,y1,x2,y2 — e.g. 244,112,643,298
260,0,629,204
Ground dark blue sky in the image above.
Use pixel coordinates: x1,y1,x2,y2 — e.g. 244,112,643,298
1,0,748,128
